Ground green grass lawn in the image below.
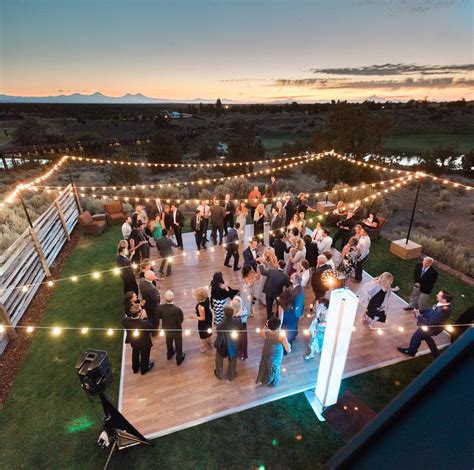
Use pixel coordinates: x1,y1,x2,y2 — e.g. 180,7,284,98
261,132,296,152
0,225,471,469
384,131,474,154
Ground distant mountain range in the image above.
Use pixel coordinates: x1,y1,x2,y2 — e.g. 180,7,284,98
0,92,233,104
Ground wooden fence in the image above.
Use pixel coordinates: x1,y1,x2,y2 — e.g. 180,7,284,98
0,184,80,354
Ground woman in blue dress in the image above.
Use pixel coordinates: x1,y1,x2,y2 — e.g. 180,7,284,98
279,289,298,349
255,317,291,387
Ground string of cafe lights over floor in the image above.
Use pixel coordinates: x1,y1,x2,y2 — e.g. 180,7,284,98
69,174,416,208
1,321,469,339
0,177,416,296
0,153,320,207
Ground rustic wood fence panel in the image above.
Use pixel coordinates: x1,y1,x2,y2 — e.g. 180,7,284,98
0,184,79,353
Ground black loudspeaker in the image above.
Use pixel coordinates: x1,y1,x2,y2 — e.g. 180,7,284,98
75,349,113,395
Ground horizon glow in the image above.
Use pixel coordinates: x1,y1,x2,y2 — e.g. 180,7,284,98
0,0,472,102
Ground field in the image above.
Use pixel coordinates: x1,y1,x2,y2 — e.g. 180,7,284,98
385,131,474,153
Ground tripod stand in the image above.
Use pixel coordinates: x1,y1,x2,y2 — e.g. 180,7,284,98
99,393,153,469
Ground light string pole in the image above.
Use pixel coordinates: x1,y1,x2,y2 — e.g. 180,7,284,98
64,157,83,214
405,176,423,244
19,191,34,228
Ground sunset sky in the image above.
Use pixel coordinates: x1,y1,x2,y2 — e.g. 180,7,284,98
1,0,472,102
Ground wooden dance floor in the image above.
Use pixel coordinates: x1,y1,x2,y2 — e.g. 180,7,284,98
119,226,450,439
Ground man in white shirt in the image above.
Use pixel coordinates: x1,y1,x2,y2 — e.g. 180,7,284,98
121,216,132,240
354,228,371,282
316,228,332,255
197,199,211,241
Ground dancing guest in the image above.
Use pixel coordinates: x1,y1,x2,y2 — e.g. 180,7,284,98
361,272,399,329
223,193,236,236
210,198,225,245
255,316,291,387
282,192,296,225
298,260,311,287
398,290,453,358
278,289,297,348
316,228,332,255
162,205,172,231
332,210,355,251
260,260,292,319
354,228,371,282
361,212,379,231
117,242,138,294
297,211,307,236
157,290,186,365
170,203,185,250
338,237,358,278
122,304,154,375
311,255,330,301
323,251,335,270
353,224,363,241
274,232,290,262
270,206,284,246
155,197,164,217
270,175,278,196
263,246,279,268
197,199,211,242
191,209,207,250
231,296,249,360
145,219,155,241
139,259,157,284
224,223,241,271
155,229,178,276
123,291,143,318
241,265,257,318
189,286,213,353
121,216,133,240
210,272,239,326
139,270,161,335
325,200,347,226
404,257,438,312
214,305,242,381
248,185,262,218
291,273,305,321
296,193,316,216
287,238,306,276
235,201,249,240
311,221,324,243
153,214,163,243
129,221,150,264
243,238,260,270
303,235,318,267
275,200,286,223
304,298,329,360
253,203,266,238
264,185,273,212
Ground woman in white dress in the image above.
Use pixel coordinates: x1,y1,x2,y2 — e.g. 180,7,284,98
235,201,248,241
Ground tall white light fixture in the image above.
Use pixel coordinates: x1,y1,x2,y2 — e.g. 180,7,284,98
305,287,359,421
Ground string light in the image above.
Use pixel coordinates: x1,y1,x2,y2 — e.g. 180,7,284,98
66,153,313,170
26,326,34,334
52,327,62,336
107,328,114,336
81,327,89,335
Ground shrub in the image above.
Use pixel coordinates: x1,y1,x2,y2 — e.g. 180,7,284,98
446,223,461,240
433,201,452,212
437,189,452,202
410,232,473,276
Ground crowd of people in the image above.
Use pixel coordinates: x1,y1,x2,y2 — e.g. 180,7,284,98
117,175,454,382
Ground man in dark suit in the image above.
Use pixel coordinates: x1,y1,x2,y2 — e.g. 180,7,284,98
129,221,150,264
210,198,225,245
311,255,331,301
259,260,292,319
117,244,138,294
243,238,260,270
270,176,278,197
283,192,296,226
138,270,160,335
404,257,438,311
155,198,164,217
122,304,154,375
332,210,355,251
191,209,207,250
157,290,185,365
269,206,284,247
224,223,241,271
303,234,318,267
170,203,184,249
155,229,178,276
398,290,453,358
223,194,236,236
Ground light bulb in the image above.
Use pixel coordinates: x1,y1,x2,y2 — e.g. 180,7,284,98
81,327,89,335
